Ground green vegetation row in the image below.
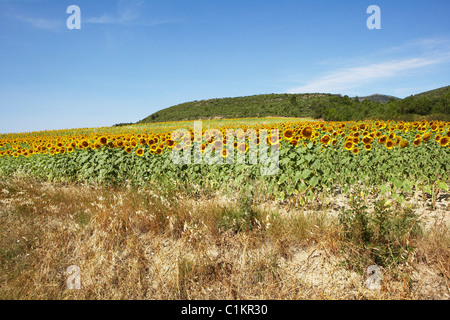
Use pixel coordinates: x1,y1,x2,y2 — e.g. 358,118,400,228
1,137,448,203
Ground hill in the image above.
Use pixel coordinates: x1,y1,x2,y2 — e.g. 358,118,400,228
136,86,450,124
357,94,399,104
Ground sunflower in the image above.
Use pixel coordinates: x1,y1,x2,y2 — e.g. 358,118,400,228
364,144,372,151
378,136,387,144
434,134,442,142
385,140,395,150
270,134,279,145
166,139,175,148
116,140,124,148
413,138,421,147
125,147,132,153
344,141,354,151
352,147,359,154
213,140,223,150
79,140,89,149
320,135,331,145
155,148,163,155
283,129,295,140
439,136,449,147
98,136,108,145
290,139,299,147
174,143,183,151
199,143,207,153
422,132,432,142
222,149,229,158
399,140,409,148
136,148,144,156
237,142,248,154
301,126,313,139
362,136,373,145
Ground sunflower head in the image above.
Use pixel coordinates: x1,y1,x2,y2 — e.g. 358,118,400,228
399,140,409,148
222,149,229,158
99,136,108,145
301,126,313,139
344,141,354,151
283,129,295,140
385,140,395,150
320,135,331,145
136,148,144,156
213,140,223,150
439,136,449,147
422,132,432,142
237,142,248,153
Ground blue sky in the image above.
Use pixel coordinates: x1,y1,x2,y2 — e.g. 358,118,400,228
0,0,449,133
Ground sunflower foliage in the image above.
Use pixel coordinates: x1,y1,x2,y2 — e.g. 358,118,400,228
0,118,449,198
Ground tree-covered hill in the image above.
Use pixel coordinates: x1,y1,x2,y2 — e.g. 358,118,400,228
136,86,450,124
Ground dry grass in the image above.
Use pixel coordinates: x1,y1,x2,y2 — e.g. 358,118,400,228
0,177,448,300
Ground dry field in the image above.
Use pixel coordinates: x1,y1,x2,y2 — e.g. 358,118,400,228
0,177,448,300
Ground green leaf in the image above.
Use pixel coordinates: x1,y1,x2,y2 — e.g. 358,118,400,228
294,171,302,183
393,179,403,190
437,181,449,191
278,173,288,185
304,154,314,163
309,176,319,188
301,169,312,179
286,185,294,196
402,180,414,192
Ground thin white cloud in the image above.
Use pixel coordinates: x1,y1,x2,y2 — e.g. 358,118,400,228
84,0,180,27
9,14,62,32
286,56,450,94
286,37,450,94
85,0,143,25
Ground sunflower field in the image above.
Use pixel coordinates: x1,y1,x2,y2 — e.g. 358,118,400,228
1,118,449,200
